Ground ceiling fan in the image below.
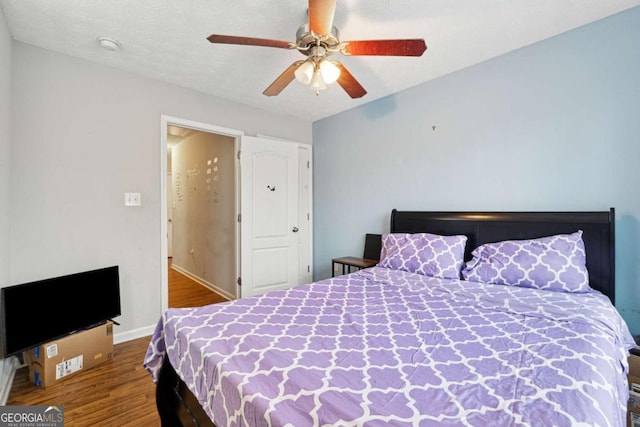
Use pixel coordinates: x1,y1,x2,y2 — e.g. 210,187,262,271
207,0,427,99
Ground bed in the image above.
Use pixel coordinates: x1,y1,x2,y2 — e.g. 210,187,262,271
144,208,635,427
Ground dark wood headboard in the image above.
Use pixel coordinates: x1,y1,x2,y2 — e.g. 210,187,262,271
390,209,616,304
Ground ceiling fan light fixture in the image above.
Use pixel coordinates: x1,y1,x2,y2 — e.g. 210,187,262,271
319,60,340,84
309,69,327,91
294,61,315,85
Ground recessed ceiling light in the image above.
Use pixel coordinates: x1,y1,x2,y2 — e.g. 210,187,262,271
98,37,121,51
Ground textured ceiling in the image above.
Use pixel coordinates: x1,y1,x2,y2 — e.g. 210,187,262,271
1,0,638,122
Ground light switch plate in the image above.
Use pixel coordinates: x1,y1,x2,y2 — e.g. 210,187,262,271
124,192,141,206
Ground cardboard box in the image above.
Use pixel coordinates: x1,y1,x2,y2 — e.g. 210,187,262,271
24,321,113,387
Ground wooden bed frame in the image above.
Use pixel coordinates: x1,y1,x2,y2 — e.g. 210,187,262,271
155,208,616,427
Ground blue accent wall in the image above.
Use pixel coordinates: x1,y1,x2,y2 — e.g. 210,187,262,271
313,7,640,333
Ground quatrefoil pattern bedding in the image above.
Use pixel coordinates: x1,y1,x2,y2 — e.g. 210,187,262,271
378,233,467,279
461,231,590,292
144,267,634,427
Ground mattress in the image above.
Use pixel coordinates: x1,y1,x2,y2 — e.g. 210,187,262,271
144,266,635,426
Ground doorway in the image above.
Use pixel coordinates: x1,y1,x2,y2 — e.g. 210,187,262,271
160,116,313,310
160,115,243,311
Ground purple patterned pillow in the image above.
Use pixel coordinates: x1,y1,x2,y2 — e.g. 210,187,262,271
378,233,467,279
461,231,590,292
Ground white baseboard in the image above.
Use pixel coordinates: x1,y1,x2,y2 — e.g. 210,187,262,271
113,324,157,345
171,264,234,301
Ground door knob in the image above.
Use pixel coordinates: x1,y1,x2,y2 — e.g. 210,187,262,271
292,227,299,232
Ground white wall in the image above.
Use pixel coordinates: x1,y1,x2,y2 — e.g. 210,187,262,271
313,7,640,333
0,9,16,390
171,131,236,299
0,5,11,286
9,42,312,342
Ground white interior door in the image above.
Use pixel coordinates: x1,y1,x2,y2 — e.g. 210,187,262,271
240,136,299,297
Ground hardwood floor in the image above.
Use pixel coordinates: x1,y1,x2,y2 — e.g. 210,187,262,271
6,259,229,426
167,259,229,308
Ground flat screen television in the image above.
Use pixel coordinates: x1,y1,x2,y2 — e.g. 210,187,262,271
1,265,121,358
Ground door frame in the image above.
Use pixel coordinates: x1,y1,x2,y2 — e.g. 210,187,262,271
160,115,243,311
167,172,172,258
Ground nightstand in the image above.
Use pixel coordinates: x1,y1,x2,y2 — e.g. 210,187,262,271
331,256,378,277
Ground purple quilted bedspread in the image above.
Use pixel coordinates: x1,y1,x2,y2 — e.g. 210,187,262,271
144,267,635,427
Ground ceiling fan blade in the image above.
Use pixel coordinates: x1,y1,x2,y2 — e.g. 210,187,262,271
308,0,337,35
263,61,305,97
334,62,367,99
341,39,427,56
207,34,293,49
